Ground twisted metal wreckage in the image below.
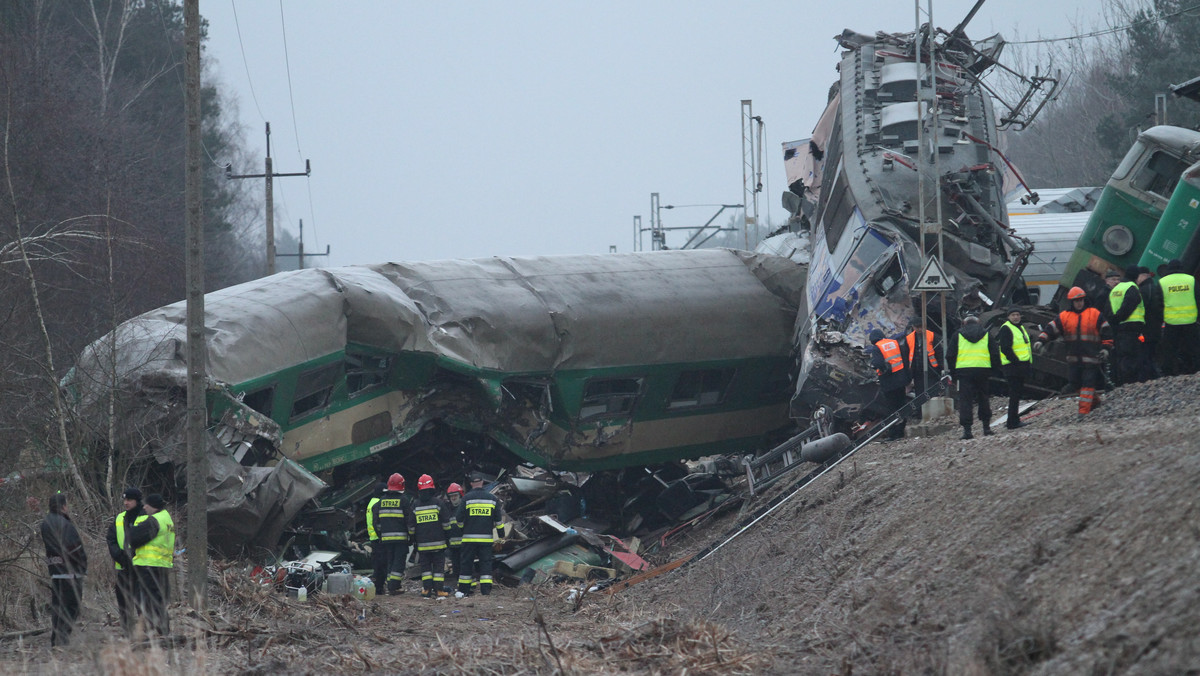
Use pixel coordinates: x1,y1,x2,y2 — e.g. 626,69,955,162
66,10,1055,576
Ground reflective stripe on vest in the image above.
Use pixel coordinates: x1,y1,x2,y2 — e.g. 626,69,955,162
366,497,380,541
378,495,408,542
1161,273,1198,325
1060,308,1103,343
114,512,148,570
133,510,174,568
1109,281,1145,324
874,339,904,374
1000,321,1032,365
955,333,991,369
906,329,938,368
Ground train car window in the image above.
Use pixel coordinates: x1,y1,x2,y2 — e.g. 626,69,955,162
579,378,642,420
668,369,735,409
241,386,275,417
290,362,343,420
823,172,853,251
1111,140,1146,181
345,352,390,396
758,372,793,402
1131,151,1190,198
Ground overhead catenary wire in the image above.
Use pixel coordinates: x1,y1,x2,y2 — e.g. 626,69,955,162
230,0,267,122
1006,0,1200,45
275,1,321,256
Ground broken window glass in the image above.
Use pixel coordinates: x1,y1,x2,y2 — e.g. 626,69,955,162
1132,150,1190,199
290,362,343,420
579,378,642,420
668,369,735,409
345,352,390,397
241,386,275,417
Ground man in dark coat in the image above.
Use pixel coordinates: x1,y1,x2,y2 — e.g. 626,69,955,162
105,487,147,636
1136,266,1163,379
948,315,998,439
867,328,910,440
40,492,87,647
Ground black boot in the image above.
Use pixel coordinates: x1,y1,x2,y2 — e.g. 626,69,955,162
982,423,994,436
961,427,973,440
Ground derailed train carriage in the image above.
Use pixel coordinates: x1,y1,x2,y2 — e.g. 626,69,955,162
66,250,806,550
765,17,1051,428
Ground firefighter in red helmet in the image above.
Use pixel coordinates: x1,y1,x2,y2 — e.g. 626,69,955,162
408,474,451,598
368,473,412,594
1035,287,1113,415
444,482,465,593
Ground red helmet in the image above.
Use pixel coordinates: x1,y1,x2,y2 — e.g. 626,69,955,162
446,482,464,496
387,473,405,491
1067,286,1086,300
417,474,435,491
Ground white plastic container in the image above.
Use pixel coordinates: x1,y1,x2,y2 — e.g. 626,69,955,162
353,576,376,601
326,572,353,596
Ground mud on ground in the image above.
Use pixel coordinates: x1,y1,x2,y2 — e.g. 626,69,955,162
2,374,1198,674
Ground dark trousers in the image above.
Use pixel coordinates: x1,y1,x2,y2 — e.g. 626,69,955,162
136,566,170,636
458,541,495,594
1002,362,1029,427
957,371,991,428
418,548,446,594
370,539,387,593
383,540,409,594
115,567,140,636
881,387,907,439
1143,323,1162,378
1113,324,1147,384
1160,323,1200,376
446,545,461,589
50,576,82,647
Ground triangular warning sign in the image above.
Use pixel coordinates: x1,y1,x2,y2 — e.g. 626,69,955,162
912,257,954,291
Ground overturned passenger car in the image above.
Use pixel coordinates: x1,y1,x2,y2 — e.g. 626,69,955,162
66,250,805,552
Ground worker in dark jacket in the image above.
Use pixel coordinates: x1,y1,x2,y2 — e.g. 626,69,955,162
867,328,910,440
1137,266,1163,379
409,474,452,598
105,487,147,636
996,307,1032,430
1106,265,1148,385
444,482,465,594
40,492,87,647
377,473,412,595
904,322,941,392
455,473,505,597
948,315,997,439
128,493,174,637
1035,286,1114,415
1157,259,1200,376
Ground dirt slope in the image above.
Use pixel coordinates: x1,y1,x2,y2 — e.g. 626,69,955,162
2,375,1198,675
636,373,1200,674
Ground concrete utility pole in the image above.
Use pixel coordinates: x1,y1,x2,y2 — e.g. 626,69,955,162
741,100,764,250
276,219,331,270
226,123,311,276
183,0,207,610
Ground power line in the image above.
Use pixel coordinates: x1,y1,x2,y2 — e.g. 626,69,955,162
230,0,266,121
278,0,304,157
1008,1,1200,45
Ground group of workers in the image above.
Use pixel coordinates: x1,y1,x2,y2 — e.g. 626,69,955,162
865,258,1199,440
365,471,504,599
37,486,175,647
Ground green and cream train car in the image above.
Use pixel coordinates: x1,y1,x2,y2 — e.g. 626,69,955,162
69,249,807,476
1057,126,1200,304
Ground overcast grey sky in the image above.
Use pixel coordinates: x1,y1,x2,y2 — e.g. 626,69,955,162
201,0,1107,266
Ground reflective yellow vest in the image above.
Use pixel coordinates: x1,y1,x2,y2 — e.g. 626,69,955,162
366,497,380,541
114,511,148,570
1108,281,1145,324
133,510,175,568
999,321,1032,366
955,333,991,369
1161,273,1198,325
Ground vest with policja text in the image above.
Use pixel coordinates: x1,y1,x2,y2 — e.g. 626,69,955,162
1160,273,1198,325
955,333,991,369
1109,281,1144,324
